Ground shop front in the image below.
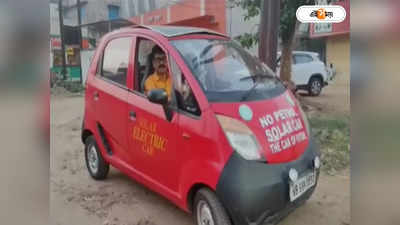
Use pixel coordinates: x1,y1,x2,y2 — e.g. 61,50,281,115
310,0,350,76
50,19,134,84
50,36,90,81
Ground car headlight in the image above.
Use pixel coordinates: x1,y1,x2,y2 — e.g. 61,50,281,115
216,115,264,161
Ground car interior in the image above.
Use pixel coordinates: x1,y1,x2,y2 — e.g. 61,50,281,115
135,38,200,115
136,39,156,93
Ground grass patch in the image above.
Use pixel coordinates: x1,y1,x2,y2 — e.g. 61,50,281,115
309,115,350,175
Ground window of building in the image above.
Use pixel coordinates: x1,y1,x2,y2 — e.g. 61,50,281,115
101,37,132,86
80,5,86,21
108,5,120,20
148,0,156,10
66,47,81,66
294,54,313,64
53,50,63,67
138,1,146,14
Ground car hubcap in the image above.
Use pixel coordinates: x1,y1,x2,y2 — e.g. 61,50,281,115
197,200,214,225
88,145,98,174
311,80,321,94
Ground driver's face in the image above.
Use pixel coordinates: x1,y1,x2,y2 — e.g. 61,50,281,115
153,53,167,75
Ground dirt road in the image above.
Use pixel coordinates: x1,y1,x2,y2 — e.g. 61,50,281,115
50,95,349,225
300,72,350,116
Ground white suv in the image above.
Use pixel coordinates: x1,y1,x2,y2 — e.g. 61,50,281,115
277,51,333,96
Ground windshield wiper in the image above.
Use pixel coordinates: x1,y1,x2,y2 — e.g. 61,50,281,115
240,81,260,102
239,73,276,101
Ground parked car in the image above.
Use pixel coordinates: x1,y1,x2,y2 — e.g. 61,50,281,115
277,51,333,96
82,25,321,225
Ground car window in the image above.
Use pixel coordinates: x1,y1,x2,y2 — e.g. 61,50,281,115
135,38,155,93
171,39,283,102
294,54,313,64
170,56,201,116
101,37,132,86
135,38,163,94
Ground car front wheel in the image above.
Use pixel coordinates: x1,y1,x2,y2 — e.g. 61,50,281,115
308,77,323,96
194,188,232,225
84,136,110,180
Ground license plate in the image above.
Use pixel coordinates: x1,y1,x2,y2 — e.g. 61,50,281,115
289,171,316,202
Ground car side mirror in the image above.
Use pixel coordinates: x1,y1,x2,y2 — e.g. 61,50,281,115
147,89,173,121
147,89,168,105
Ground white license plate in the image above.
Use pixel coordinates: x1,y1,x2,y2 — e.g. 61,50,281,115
289,171,316,202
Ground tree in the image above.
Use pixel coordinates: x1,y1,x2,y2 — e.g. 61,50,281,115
279,0,313,82
230,0,314,83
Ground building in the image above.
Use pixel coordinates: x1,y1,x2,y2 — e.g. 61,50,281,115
310,0,350,77
50,0,136,81
130,0,226,35
128,0,264,54
127,1,317,57
50,0,350,82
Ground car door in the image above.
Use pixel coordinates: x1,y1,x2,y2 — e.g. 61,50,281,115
127,36,179,194
91,36,133,164
292,53,314,85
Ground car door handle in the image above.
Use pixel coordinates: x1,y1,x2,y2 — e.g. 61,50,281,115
94,92,99,101
129,111,136,121
182,132,191,139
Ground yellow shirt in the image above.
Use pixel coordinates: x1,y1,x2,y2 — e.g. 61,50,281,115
144,72,172,98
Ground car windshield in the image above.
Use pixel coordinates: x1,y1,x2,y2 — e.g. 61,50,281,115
171,38,285,102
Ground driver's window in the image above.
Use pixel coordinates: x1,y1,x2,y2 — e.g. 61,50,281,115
135,38,172,101
170,56,201,116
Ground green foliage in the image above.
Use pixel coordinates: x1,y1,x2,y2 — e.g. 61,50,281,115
230,0,315,47
309,115,350,175
229,0,260,49
280,0,313,43
229,0,262,21
234,32,259,49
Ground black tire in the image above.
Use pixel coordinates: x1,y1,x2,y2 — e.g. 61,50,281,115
84,136,109,180
308,77,323,96
193,188,232,225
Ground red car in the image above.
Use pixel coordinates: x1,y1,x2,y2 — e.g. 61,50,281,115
82,25,321,225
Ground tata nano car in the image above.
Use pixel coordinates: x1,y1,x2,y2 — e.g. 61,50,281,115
82,25,321,225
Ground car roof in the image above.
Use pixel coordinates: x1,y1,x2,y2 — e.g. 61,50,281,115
116,25,228,38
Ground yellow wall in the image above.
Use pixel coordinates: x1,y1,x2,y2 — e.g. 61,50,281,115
326,34,350,78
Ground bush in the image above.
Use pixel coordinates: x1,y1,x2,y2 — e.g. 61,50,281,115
309,115,350,175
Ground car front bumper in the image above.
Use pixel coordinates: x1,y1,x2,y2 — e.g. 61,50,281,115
216,139,320,225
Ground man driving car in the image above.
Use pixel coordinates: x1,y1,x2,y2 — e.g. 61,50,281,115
144,46,172,100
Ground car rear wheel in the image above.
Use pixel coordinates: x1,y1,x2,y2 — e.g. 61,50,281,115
84,136,109,180
308,77,323,96
194,188,232,225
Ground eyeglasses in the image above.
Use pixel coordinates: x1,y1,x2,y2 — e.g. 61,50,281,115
154,56,166,62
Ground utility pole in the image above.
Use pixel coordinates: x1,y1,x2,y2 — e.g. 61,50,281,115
58,0,67,80
259,0,280,72
77,0,83,84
